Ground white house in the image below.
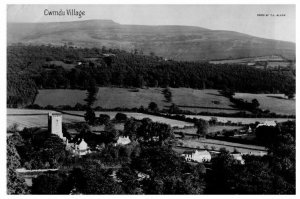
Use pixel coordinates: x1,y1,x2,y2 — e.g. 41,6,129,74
117,136,131,145
231,153,245,164
241,151,268,157
67,139,89,156
76,140,89,156
257,121,277,128
182,150,211,163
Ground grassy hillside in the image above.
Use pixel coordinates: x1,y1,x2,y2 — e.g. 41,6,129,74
7,109,85,130
33,87,295,115
7,108,193,129
184,115,294,124
234,93,295,115
34,87,239,113
7,19,295,61
35,89,88,107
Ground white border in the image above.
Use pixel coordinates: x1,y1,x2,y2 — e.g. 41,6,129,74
0,1,298,199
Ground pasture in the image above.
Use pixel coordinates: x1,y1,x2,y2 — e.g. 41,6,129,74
7,109,193,129
35,89,87,107
47,60,76,70
171,88,238,113
33,87,294,116
234,93,295,115
209,55,285,65
183,115,294,125
179,138,267,154
173,125,243,135
7,108,85,130
64,111,194,128
34,87,239,114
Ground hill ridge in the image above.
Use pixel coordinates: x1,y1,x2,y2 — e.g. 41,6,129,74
7,19,295,61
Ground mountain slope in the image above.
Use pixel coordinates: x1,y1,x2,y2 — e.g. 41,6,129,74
7,19,295,61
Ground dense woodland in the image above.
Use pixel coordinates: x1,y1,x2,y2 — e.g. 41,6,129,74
7,45,295,107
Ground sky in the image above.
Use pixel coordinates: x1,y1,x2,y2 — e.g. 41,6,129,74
7,4,296,42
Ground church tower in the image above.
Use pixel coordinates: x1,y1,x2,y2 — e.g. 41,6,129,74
48,112,63,140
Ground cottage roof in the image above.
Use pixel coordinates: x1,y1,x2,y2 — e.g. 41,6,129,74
183,150,210,156
182,150,196,155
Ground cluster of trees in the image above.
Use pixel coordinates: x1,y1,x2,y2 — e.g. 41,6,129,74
206,121,295,194
219,88,287,117
31,145,206,194
8,45,295,107
7,74,37,108
31,164,123,194
7,131,29,194
10,128,70,170
123,118,174,145
9,119,295,194
230,98,261,113
129,146,206,194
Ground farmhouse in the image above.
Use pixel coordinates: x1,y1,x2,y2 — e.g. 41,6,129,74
68,139,90,156
117,136,131,145
182,150,211,163
256,121,277,128
231,153,245,164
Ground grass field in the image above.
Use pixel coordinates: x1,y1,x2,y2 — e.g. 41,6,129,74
34,87,239,114
7,109,85,130
47,61,76,70
34,89,87,107
7,109,193,129
180,138,267,154
64,111,193,128
234,93,295,115
183,115,294,125
173,125,242,135
33,87,294,115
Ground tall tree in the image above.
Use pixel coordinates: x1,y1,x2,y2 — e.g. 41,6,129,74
7,135,28,194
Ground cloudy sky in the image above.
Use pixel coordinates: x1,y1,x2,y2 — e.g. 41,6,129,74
7,4,295,42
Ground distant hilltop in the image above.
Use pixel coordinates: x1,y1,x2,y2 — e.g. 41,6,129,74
7,19,295,61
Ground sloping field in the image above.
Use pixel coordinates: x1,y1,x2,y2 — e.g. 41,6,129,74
34,87,239,113
47,61,76,70
7,108,193,129
7,108,58,115
93,87,167,109
34,87,294,115
234,93,295,115
183,115,294,125
35,89,87,107
173,125,242,135
64,111,193,128
171,88,239,113
7,108,85,130
180,138,267,154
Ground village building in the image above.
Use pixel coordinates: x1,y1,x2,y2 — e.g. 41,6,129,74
69,139,90,156
256,121,277,128
117,136,131,145
64,128,90,156
48,112,65,141
231,153,245,164
182,150,211,163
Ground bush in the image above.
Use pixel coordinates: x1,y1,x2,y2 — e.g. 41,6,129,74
115,113,128,122
98,114,111,125
148,102,158,112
